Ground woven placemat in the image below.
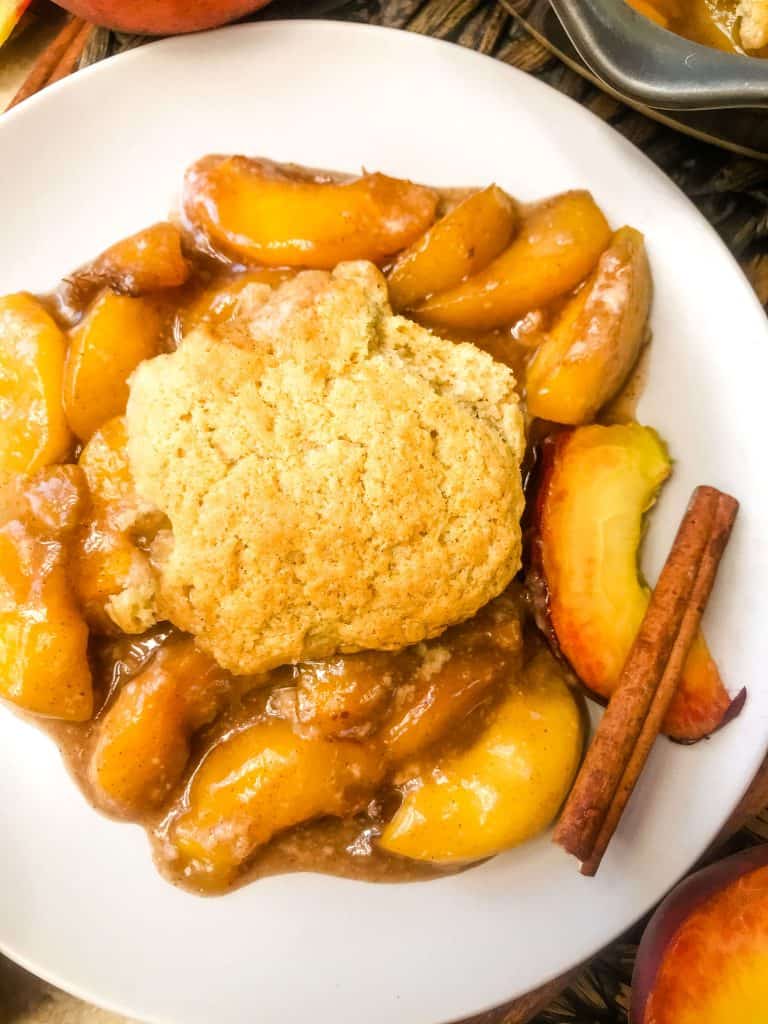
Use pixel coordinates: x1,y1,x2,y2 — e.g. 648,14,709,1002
1,2,767,1021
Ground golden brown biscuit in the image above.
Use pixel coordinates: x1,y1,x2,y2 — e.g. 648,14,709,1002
125,262,524,674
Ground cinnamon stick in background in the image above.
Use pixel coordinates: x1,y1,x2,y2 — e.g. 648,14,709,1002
7,14,90,110
553,485,738,870
45,18,93,86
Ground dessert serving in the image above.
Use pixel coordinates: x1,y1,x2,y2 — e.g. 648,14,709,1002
0,154,742,894
627,0,768,54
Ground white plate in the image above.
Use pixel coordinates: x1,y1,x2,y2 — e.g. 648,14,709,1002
0,20,767,1024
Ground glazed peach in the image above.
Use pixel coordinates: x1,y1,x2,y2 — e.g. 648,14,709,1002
632,846,768,1024
75,222,191,296
387,185,518,310
379,648,583,863
381,596,522,763
183,156,439,269
0,466,92,720
167,719,385,889
0,293,73,478
90,640,228,816
64,291,164,441
526,227,651,424
294,651,398,740
180,267,297,335
76,416,135,508
530,424,740,740
415,191,611,331
72,417,158,633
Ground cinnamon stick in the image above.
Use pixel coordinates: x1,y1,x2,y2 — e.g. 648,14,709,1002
580,489,738,875
46,19,93,87
553,486,736,865
7,15,88,110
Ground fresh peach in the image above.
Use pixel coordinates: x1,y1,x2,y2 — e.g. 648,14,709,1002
414,191,611,331
0,466,92,720
64,290,163,441
166,719,385,890
74,222,190,297
387,185,518,310
52,0,272,35
529,424,742,740
183,156,439,269
526,227,652,424
632,846,768,1024
0,293,73,479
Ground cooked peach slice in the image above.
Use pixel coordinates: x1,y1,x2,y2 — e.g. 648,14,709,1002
183,156,439,269
387,185,518,310
530,423,740,740
64,291,163,441
294,651,399,740
180,267,297,335
381,595,522,763
379,648,583,863
90,639,228,816
72,417,159,633
0,293,73,478
167,719,384,889
75,222,191,296
0,463,87,537
626,0,670,27
414,191,612,331
633,846,768,1024
77,416,135,509
526,227,652,424
0,467,91,720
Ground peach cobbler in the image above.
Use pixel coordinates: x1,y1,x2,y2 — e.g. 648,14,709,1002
0,157,741,893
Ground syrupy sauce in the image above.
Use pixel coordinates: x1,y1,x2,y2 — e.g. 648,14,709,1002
38,601,531,893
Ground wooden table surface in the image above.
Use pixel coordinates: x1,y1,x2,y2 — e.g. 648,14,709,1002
1,2,767,1021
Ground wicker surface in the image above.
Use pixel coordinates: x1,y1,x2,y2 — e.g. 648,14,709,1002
0,2,767,1021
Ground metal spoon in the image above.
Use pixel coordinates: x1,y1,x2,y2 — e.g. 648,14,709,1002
548,0,768,109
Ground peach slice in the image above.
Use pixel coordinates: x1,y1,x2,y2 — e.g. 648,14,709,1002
380,594,522,764
74,222,191,296
526,227,652,424
0,466,92,720
414,191,611,331
72,417,160,634
0,293,73,479
529,423,742,740
387,185,518,310
167,719,385,890
89,639,229,817
293,651,399,740
379,647,583,863
632,846,768,1024
179,267,297,336
64,290,163,441
183,156,439,269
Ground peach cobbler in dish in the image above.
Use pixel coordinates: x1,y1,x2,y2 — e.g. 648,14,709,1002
0,157,740,893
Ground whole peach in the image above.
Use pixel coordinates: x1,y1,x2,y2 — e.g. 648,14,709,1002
632,844,768,1024
52,0,273,35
